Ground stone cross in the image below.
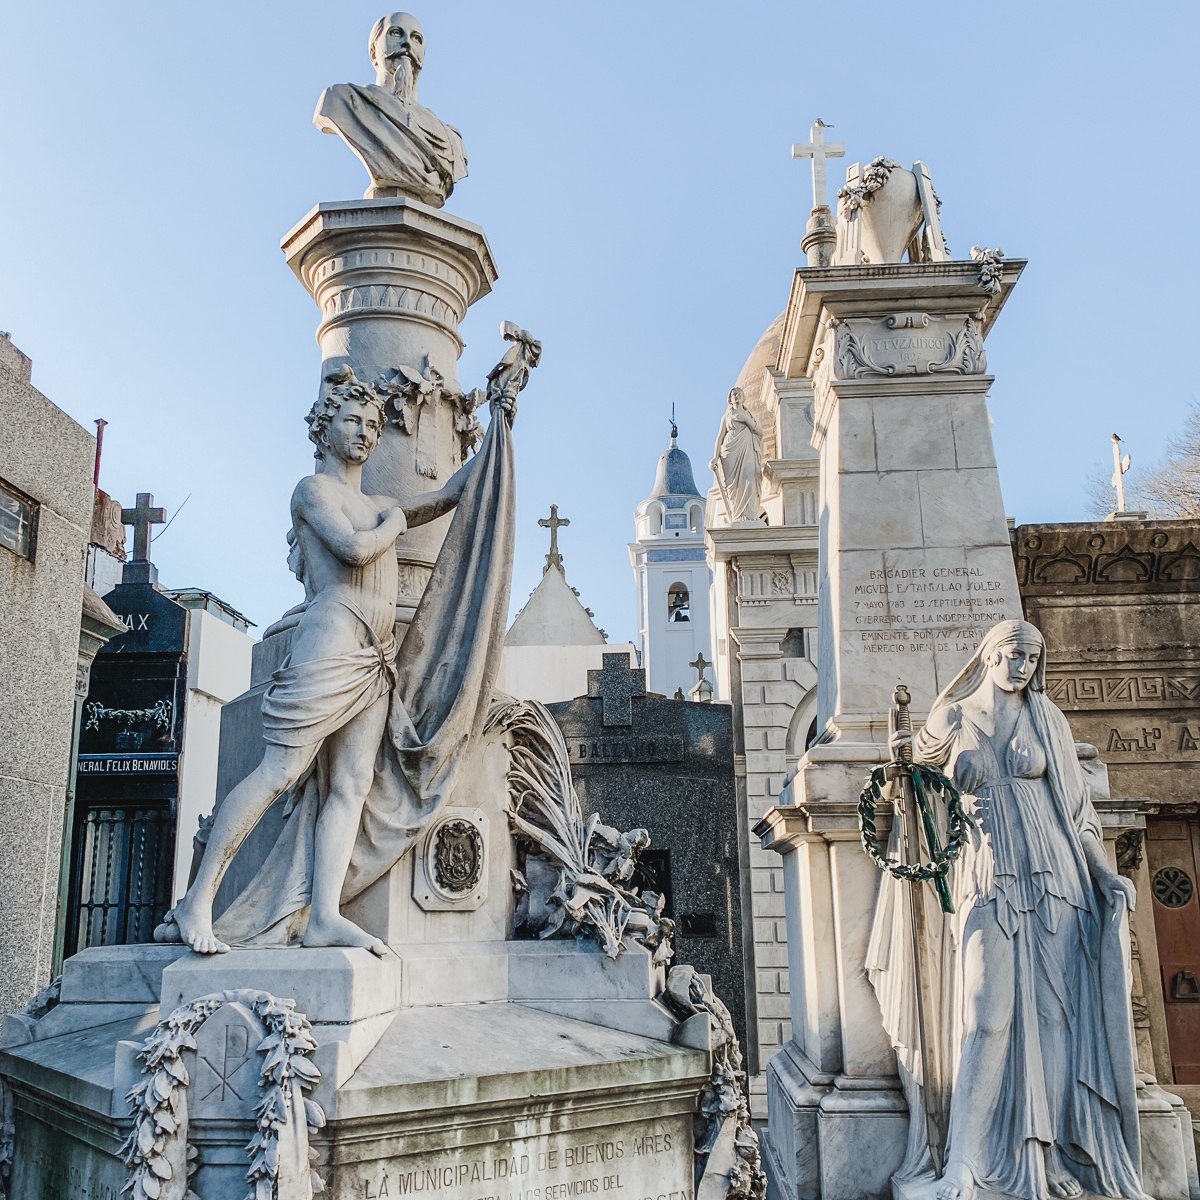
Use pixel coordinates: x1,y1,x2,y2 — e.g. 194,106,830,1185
587,652,646,727
121,493,165,563
538,503,570,573
690,652,711,684
792,119,845,212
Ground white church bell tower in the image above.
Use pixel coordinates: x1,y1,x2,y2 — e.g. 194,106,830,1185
628,421,713,698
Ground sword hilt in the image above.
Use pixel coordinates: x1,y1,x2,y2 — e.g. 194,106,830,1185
894,684,913,763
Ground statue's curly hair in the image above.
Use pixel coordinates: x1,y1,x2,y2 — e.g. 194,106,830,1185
305,366,386,459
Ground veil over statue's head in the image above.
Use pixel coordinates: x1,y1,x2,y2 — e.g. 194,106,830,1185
930,618,1048,716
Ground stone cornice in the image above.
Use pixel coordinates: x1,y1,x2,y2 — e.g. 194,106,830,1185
763,459,819,485
707,524,819,561
780,259,1027,381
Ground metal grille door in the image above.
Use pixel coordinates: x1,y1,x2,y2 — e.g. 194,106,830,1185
66,804,174,953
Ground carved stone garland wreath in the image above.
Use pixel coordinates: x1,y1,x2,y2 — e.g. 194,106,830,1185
122,990,325,1200
836,156,902,212
858,763,968,902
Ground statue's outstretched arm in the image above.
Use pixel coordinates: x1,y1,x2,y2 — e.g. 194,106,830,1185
403,455,476,528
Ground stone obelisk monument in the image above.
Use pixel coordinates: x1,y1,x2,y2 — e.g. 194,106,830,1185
756,147,1198,1200
757,152,1026,1199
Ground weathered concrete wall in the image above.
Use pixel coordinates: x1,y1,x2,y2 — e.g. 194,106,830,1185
0,335,94,1013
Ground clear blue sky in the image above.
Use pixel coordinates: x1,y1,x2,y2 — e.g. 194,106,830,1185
2,2,1196,640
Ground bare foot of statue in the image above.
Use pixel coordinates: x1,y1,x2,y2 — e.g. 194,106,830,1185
936,1162,975,1200
303,912,387,957
1047,1167,1083,1198
154,896,230,955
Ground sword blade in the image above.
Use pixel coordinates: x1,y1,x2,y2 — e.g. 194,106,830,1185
899,772,948,1174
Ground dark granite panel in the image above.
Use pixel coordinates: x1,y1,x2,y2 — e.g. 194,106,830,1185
548,678,748,1052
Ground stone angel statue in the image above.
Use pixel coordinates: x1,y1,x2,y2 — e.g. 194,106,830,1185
867,618,1147,1200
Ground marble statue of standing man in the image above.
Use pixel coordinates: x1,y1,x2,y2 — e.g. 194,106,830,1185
156,368,472,955
315,12,468,206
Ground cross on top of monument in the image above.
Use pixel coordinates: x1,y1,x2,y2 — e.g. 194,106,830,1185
791,118,845,213
690,652,711,684
587,652,646,727
538,503,570,573
121,492,165,563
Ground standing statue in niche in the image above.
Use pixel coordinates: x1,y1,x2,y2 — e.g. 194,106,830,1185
868,619,1146,1200
157,326,539,955
315,12,467,206
710,387,763,524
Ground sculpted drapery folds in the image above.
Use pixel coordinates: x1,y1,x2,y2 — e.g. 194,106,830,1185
867,619,1145,1200
711,387,763,525
157,327,538,955
314,12,467,205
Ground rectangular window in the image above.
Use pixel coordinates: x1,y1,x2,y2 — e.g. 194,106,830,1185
0,477,37,560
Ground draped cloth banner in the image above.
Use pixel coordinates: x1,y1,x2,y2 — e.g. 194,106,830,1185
215,404,515,945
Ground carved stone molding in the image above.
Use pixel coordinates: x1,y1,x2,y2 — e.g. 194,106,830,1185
321,283,459,330
1015,526,1200,593
732,553,819,610
830,313,986,379
1045,672,1200,709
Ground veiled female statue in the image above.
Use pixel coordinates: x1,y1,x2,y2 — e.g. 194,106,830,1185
710,387,763,524
868,619,1146,1200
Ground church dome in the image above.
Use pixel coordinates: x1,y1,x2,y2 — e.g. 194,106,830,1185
649,429,701,500
734,310,786,393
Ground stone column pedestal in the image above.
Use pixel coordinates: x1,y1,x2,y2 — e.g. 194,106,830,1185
282,198,498,620
758,261,1023,1200
800,206,836,268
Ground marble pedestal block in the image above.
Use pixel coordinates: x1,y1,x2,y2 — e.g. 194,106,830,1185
282,197,498,621
0,940,708,1200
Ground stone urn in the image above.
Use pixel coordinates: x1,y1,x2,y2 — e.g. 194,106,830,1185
857,165,922,264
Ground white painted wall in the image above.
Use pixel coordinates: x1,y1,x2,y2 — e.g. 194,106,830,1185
502,641,639,704
173,608,253,899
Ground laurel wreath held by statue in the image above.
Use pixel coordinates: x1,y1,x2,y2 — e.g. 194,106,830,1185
858,762,968,914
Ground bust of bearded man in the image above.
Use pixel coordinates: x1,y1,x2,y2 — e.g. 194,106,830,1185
314,12,468,208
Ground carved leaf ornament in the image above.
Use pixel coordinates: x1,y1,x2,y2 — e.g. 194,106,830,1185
858,763,969,913
121,990,325,1200
488,699,674,962
836,157,903,213
832,316,986,379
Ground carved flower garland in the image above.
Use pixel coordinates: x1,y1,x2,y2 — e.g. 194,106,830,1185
970,246,1005,295
121,991,325,1200
836,156,902,212
122,996,221,1200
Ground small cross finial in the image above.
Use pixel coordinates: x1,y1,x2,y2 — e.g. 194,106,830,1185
538,503,570,573
1111,434,1132,513
690,652,711,683
120,492,166,562
791,119,846,212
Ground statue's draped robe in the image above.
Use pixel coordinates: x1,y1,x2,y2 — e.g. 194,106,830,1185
214,407,513,945
314,83,467,206
866,691,1142,1199
714,410,762,523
